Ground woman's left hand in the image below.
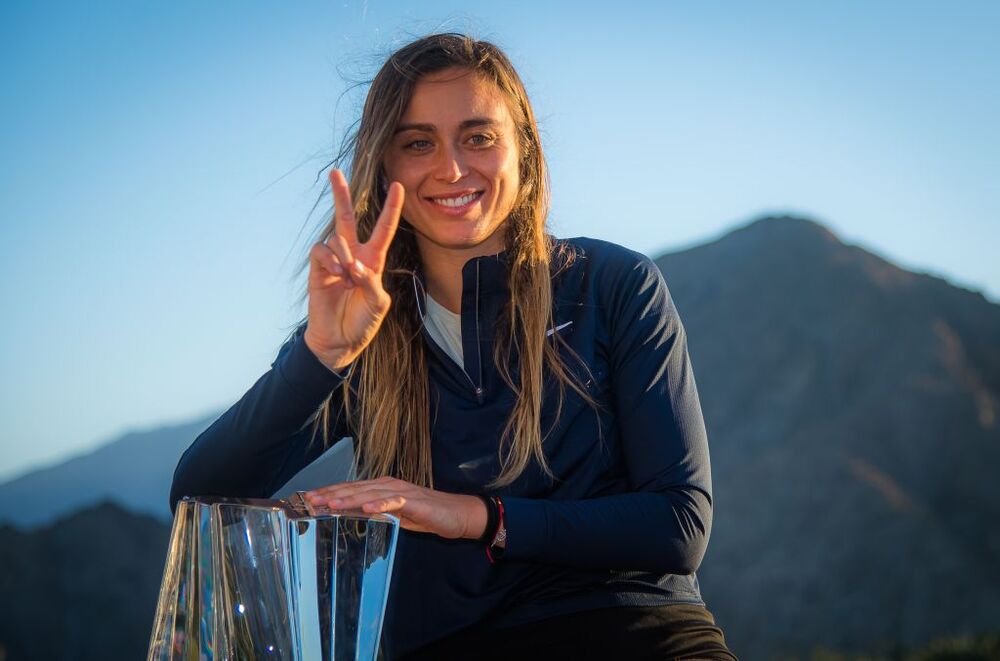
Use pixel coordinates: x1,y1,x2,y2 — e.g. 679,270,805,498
304,477,487,540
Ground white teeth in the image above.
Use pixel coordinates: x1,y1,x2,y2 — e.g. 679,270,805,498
433,192,478,207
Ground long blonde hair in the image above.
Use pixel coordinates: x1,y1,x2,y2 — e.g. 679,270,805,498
296,33,594,489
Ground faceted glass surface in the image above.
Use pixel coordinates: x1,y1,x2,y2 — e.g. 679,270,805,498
148,494,398,661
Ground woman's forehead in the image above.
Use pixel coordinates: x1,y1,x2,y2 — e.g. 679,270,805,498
400,68,513,127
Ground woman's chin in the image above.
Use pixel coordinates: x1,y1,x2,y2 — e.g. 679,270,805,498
414,224,507,255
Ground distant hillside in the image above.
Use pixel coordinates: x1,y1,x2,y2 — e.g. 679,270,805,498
0,414,218,527
0,502,172,661
0,411,355,529
655,215,1000,658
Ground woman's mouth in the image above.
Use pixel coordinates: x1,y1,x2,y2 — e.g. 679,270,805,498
426,191,484,215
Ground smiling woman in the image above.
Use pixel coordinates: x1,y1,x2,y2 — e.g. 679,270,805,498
170,33,736,660
384,67,521,270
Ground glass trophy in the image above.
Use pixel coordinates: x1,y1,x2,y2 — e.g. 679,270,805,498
147,493,398,660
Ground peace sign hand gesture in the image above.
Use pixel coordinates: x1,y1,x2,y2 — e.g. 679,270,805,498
303,169,404,372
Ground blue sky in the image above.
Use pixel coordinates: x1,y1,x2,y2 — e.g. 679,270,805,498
1,1,997,480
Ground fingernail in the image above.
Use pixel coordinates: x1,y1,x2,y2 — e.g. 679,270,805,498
328,498,342,507
353,261,366,277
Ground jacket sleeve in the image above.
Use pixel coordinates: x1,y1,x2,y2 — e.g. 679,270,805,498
501,254,713,574
169,324,353,513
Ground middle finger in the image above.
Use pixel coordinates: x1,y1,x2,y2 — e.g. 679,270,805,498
307,480,405,501
308,488,404,510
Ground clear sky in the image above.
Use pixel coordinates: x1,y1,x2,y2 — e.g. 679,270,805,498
1,1,997,480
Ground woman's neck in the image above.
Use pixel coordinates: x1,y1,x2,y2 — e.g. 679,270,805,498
416,236,505,314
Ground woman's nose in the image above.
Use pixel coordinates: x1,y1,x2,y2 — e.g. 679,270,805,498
433,144,466,182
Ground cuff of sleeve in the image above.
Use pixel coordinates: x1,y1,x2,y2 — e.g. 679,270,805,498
277,331,350,400
497,496,550,560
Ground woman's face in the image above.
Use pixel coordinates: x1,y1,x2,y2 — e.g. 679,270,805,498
383,67,521,257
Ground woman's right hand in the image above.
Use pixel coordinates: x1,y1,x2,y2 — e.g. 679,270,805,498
303,169,404,372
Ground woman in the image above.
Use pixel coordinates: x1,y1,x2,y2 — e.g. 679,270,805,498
170,33,736,660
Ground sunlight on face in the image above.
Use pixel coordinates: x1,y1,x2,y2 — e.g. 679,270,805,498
383,67,521,257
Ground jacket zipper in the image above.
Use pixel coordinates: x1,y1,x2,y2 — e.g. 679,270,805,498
412,271,484,405
473,261,484,404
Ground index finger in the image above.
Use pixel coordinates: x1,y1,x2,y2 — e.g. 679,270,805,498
329,169,359,247
364,181,404,271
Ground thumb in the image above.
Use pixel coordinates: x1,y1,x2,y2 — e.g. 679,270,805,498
351,258,391,315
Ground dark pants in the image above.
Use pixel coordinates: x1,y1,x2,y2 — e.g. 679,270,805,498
400,603,738,660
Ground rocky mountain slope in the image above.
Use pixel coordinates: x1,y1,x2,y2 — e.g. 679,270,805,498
0,502,171,661
656,215,1000,657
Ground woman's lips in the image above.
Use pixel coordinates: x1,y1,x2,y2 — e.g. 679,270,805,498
425,191,484,216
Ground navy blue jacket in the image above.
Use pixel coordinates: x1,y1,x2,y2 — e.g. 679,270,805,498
170,237,714,659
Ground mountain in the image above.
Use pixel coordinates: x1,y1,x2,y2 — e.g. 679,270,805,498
654,215,1000,658
0,502,172,661
0,414,218,527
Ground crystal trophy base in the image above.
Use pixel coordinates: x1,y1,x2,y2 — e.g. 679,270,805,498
148,493,398,660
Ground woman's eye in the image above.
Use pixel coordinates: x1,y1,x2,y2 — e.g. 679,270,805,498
468,133,496,147
404,139,432,151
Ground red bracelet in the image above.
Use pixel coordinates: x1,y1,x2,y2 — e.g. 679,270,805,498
486,496,506,564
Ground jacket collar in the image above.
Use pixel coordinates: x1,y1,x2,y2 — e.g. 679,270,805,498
410,248,512,317
461,249,511,296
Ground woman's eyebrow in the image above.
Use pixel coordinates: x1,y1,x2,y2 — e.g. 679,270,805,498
394,117,499,135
